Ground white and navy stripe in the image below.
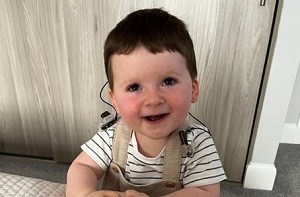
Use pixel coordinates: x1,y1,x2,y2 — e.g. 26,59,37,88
81,122,226,187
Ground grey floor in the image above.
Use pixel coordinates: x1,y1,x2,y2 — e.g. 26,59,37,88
0,143,299,196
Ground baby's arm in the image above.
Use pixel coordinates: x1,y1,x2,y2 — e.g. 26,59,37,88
161,183,220,197
66,151,120,197
122,183,219,197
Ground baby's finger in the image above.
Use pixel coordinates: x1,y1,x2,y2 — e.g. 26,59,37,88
123,190,149,197
102,190,122,197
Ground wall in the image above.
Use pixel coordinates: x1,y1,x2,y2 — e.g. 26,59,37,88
281,64,300,144
285,67,300,124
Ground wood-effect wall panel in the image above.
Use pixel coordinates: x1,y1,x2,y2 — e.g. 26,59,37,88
0,0,26,154
191,0,276,181
0,0,277,181
1,0,53,157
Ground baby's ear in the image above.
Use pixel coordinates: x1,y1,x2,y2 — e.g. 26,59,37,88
191,79,199,103
108,89,119,113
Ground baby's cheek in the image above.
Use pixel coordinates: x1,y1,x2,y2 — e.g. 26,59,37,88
172,95,192,113
118,100,139,116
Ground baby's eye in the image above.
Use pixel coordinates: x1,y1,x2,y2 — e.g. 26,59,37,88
162,77,177,86
126,83,142,92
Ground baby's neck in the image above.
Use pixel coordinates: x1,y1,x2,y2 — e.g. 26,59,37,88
135,132,168,158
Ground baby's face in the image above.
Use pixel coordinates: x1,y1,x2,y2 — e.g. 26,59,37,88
109,47,199,141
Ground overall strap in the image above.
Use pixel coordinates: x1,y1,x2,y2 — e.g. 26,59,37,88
112,120,132,168
163,122,188,181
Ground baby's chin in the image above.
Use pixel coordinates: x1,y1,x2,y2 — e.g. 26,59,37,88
136,128,174,141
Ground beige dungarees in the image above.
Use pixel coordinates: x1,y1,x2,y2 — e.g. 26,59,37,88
101,121,187,196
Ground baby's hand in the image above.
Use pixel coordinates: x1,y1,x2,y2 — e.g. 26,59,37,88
123,190,149,197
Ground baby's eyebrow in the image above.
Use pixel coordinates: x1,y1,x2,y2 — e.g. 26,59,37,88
165,71,183,77
119,79,139,88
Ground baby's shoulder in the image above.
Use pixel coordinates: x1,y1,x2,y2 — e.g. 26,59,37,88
96,123,116,139
185,122,211,141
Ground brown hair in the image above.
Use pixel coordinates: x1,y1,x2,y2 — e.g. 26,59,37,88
104,8,197,90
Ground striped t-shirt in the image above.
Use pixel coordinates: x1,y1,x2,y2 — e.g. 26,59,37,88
81,122,226,187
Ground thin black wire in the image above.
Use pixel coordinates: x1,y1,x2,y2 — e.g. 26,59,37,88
188,113,211,135
189,112,207,128
99,81,118,120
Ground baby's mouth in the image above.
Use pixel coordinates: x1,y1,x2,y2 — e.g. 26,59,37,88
144,113,169,122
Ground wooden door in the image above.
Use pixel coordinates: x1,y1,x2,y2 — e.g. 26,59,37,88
0,0,277,181
189,0,277,181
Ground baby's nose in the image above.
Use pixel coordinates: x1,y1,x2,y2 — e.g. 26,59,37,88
145,90,165,107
